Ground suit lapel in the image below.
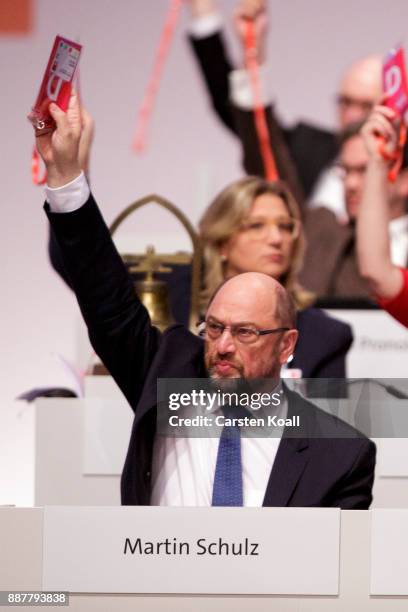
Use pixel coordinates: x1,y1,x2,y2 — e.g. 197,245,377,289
263,387,310,507
134,326,206,425
262,437,309,506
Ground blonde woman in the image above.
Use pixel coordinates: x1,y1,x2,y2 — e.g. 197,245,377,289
199,177,353,379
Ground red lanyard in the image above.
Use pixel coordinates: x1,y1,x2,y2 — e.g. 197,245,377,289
244,20,278,181
378,122,407,182
132,0,183,152
31,146,47,185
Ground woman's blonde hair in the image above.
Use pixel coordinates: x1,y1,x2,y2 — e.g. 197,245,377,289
198,176,314,310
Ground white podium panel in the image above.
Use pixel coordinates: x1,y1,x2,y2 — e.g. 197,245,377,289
42,507,340,595
34,398,121,505
0,399,35,506
326,309,408,377
370,509,408,595
83,376,133,475
0,508,43,591
378,438,408,476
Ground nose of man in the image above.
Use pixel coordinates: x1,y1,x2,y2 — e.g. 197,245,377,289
215,327,237,355
342,106,366,127
344,171,360,193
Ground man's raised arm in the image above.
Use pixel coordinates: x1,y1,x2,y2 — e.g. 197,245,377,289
35,91,160,410
357,106,404,299
187,0,237,133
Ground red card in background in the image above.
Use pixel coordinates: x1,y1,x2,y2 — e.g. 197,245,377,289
383,45,408,124
28,35,82,133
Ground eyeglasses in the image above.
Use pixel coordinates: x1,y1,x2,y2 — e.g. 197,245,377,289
197,320,290,344
336,94,374,115
239,217,300,241
334,162,367,179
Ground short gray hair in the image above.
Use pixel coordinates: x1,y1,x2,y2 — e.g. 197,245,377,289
274,283,297,329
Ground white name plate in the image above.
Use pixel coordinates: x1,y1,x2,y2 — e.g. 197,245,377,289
371,509,408,595
43,506,340,594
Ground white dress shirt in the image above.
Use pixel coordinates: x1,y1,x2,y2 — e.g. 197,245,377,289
151,395,287,507
389,214,408,267
45,173,286,506
308,166,347,220
188,12,223,39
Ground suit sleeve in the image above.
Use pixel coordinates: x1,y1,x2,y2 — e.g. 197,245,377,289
48,226,73,288
189,32,236,134
45,195,160,411
330,439,376,509
300,208,349,294
311,320,353,379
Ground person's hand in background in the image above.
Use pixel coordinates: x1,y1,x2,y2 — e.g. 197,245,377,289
234,0,268,64
361,104,400,162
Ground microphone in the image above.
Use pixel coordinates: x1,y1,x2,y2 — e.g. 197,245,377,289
347,378,408,400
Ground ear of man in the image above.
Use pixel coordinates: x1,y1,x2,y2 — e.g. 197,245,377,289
277,329,298,366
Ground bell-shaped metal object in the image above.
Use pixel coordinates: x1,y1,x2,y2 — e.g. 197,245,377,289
129,245,175,331
133,278,174,331
110,194,202,332
88,195,201,375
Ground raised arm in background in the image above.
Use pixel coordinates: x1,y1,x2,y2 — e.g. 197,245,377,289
187,0,268,135
357,105,404,299
188,0,306,205
187,0,236,132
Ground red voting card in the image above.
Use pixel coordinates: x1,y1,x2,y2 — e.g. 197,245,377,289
28,35,82,133
383,45,408,124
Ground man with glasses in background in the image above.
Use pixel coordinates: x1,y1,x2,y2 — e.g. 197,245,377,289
35,90,376,509
298,121,408,300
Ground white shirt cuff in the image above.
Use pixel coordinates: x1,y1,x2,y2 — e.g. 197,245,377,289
45,171,90,213
189,13,223,39
229,65,272,110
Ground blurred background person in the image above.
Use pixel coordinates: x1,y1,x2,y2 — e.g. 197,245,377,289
199,176,353,379
188,0,382,217
357,105,408,328
299,120,408,301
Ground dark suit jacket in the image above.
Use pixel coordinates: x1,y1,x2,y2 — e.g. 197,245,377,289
49,227,352,381
46,195,375,508
190,32,339,203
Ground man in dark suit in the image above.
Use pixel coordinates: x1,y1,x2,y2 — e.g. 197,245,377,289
35,90,376,509
188,0,382,214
